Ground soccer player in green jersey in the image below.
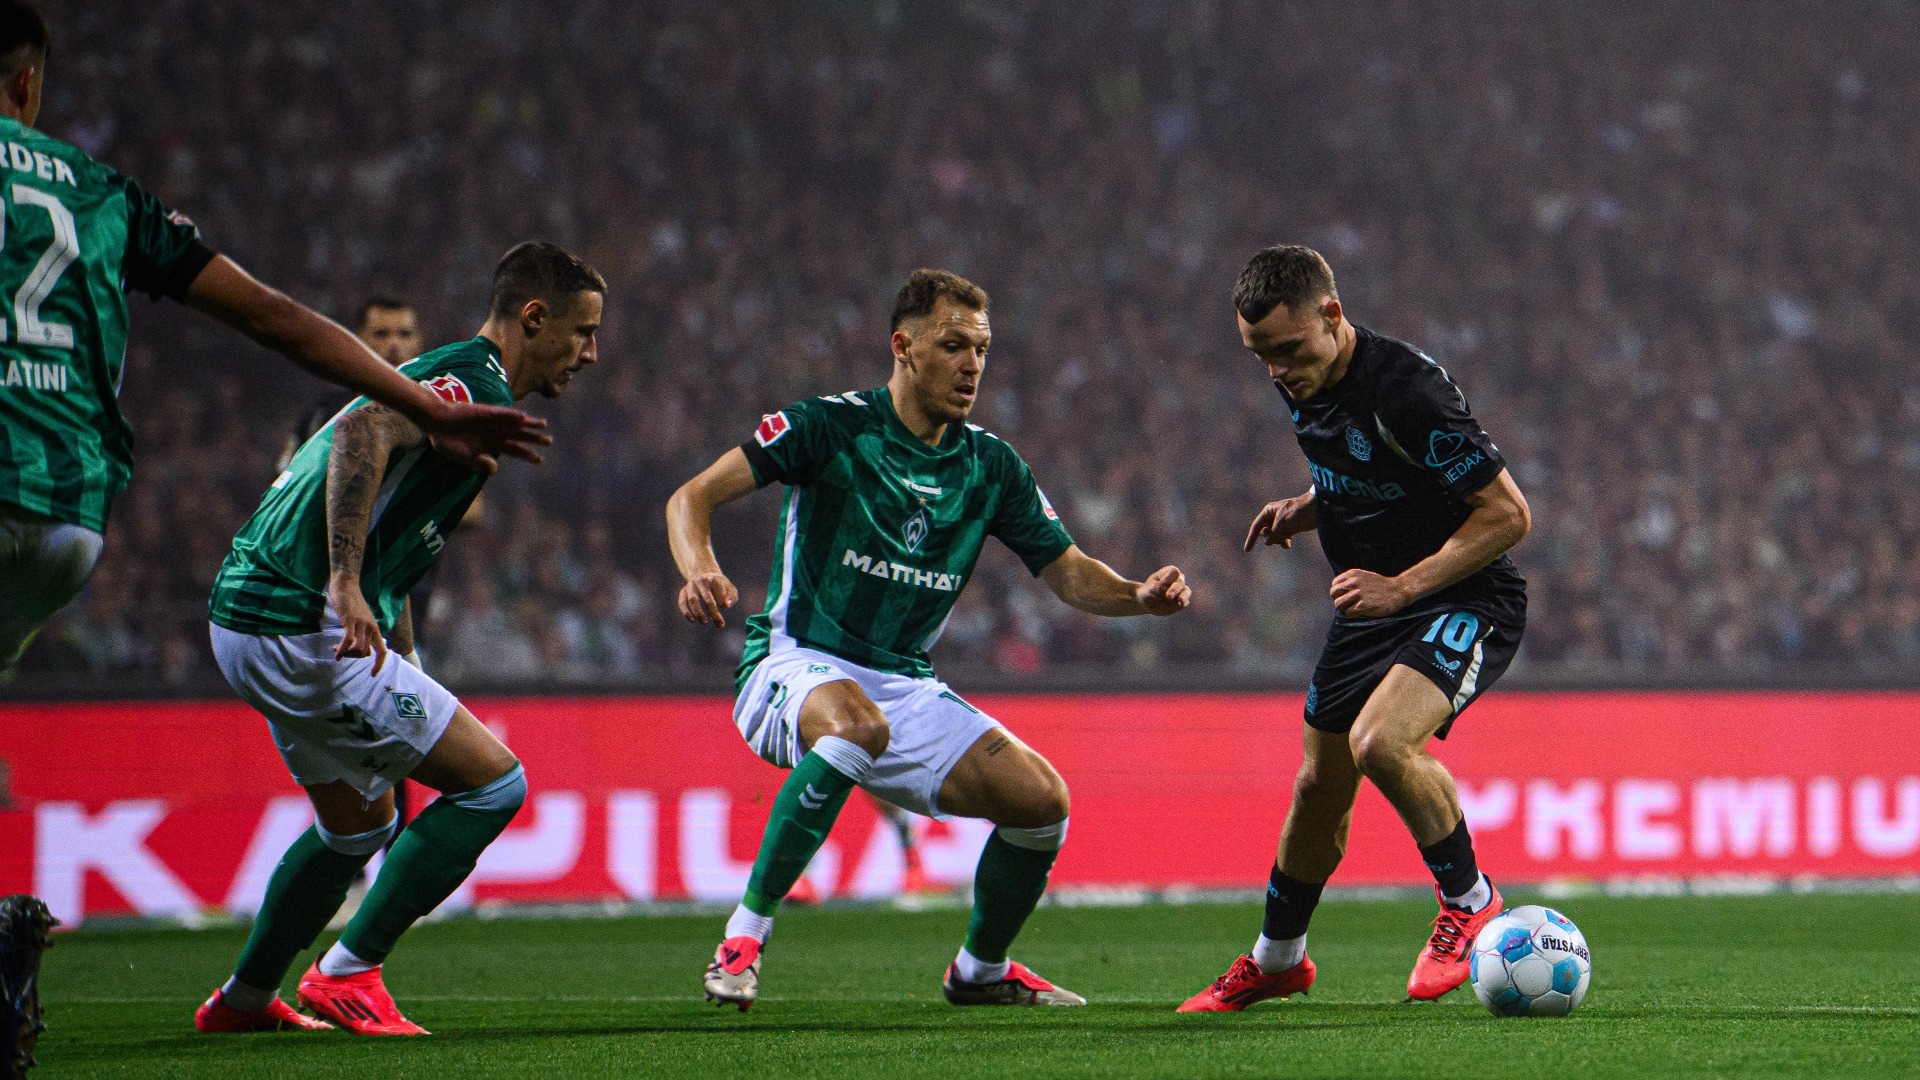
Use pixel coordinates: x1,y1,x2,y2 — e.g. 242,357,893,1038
0,2,545,681
669,269,1192,1009
192,242,605,1037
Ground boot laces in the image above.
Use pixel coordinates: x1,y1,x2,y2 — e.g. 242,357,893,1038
1426,908,1471,959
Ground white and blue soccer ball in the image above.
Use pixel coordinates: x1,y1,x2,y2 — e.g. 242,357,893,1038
1469,905,1591,1017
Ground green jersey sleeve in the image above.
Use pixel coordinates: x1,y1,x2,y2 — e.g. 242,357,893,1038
986,436,1074,575
740,397,837,487
114,172,215,302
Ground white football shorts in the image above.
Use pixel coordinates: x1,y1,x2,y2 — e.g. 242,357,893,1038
210,614,459,800
734,646,999,819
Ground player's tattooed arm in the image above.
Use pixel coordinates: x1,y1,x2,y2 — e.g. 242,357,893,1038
1329,468,1530,618
667,447,761,627
1040,545,1192,617
324,404,427,669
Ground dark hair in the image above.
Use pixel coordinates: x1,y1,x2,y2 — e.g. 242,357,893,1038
1232,245,1339,324
355,295,413,329
890,268,988,331
490,241,607,320
0,1,48,82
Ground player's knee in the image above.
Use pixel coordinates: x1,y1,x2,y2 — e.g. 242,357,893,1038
446,761,527,818
316,815,397,855
1293,759,1343,805
828,702,891,758
1349,730,1412,781
994,769,1070,828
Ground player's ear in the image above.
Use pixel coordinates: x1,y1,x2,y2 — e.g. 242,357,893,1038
1321,297,1342,333
519,298,547,338
890,327,913,367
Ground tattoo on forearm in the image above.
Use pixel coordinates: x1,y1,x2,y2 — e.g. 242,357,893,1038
326,404,425,580
984,736,1010,757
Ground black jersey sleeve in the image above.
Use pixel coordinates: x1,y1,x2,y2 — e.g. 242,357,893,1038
1373,352,1506,499
739,398,835,488
117,173,217,302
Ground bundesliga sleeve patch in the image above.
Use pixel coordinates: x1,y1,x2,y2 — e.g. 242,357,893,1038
421,374,473,404
755,411,792,447
1038,488,1060,521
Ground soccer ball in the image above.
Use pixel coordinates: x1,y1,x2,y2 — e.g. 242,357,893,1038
1469,905,1591,1017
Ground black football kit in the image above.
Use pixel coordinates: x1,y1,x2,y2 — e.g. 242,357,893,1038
1282,325,1526,738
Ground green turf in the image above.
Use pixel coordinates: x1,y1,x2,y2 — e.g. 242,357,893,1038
30,891,1920,1078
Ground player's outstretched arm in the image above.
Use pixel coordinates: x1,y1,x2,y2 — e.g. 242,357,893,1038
1329,468,1530,618
1039,545,1192,617
666,447,761,627
183,255,550,474
1245,487,1318,551
324,404,427,671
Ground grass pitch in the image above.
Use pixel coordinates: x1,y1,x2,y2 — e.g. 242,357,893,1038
32,890,1920,1078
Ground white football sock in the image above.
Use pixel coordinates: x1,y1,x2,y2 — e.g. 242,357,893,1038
953,946,1009,985
218,976,277,1013
725,904,775,944
1252,932,1306,974
1445,872,1492,914
317,941,379,977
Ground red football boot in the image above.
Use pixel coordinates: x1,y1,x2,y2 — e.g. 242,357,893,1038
1406,880,1503,1001
295,961,429,1036
194,989,334,1033
1176,953,1316,1012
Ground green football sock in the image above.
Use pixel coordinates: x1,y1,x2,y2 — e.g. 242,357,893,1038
338,765,525,965
963,830,1063,964
232,826,378,991
741,751,862,915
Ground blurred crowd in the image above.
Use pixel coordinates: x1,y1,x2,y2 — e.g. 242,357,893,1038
19,1,1920,688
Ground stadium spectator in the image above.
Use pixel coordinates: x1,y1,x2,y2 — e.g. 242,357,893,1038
21,0,1920,687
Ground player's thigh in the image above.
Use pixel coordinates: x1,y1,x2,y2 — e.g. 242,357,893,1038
796,677,890,756
211,624,462,801
306,780,397,835
1348,663,1454,762
936,726,1069,828
732,649,883,768
1294,723,1364,809
0,513,103,658
410,704,518,795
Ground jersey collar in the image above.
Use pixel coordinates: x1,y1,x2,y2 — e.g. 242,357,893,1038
874,384,964,455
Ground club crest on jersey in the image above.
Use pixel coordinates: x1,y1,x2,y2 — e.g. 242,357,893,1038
902,507,930,553
1346,427,1373,461
421,374,472,404
755,411,791,447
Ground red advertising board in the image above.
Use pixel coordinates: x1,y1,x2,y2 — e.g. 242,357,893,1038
2,693,1917,925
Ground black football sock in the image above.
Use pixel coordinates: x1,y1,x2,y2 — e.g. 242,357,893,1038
1261,865,1325,942
1417,818,1481,900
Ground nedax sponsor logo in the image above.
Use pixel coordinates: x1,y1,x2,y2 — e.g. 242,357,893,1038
1308,460,1406,502
842,549,962,592
1424,430,1469,468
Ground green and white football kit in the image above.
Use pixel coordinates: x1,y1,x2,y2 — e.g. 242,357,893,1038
733,385,1073,816
0,115,216,666
208,337,510,799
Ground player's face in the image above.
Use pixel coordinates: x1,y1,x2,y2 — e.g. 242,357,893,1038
525,290,602,399
357,307,421,367
1240,296,1344,400
895,298,989,425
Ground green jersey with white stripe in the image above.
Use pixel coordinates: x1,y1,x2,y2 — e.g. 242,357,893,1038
737,385,1074,684
0,115,215,532
208,337,512,636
